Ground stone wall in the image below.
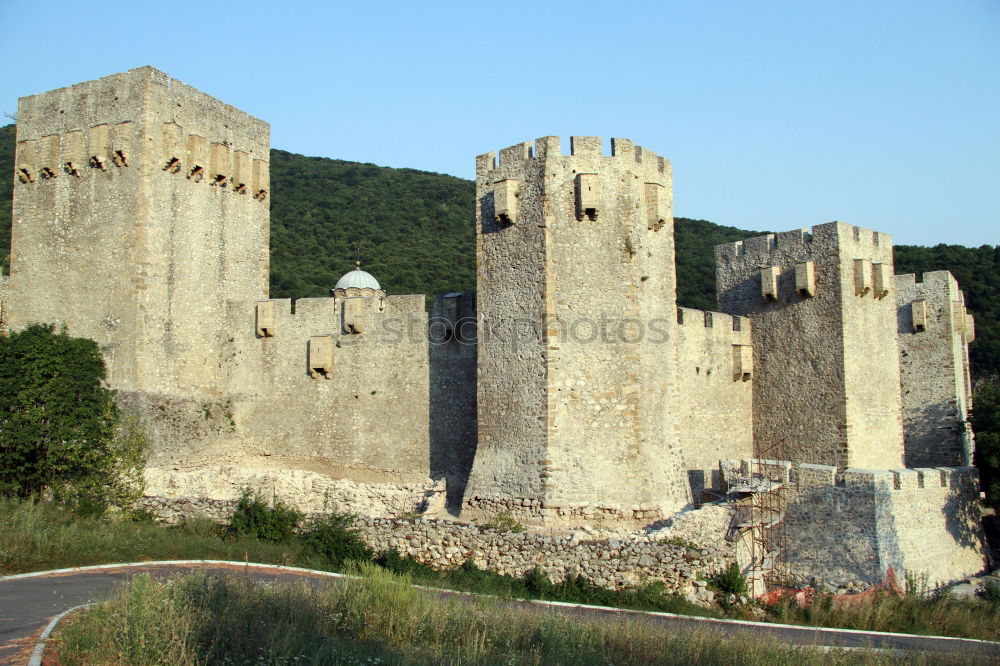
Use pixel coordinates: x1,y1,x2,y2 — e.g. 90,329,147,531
466,137,690,526
895,271,975,467
716,223,905,468
208,293,431,483
135,493,732,600
676,307,753,500
724,460,987,587
428,292,478,510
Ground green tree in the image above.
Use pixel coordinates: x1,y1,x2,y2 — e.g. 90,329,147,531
0,324,147,510
973,376,1000,510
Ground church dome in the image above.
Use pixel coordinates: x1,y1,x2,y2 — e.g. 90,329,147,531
335,265,381,291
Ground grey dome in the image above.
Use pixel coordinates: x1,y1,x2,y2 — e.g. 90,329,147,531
334,267,381,291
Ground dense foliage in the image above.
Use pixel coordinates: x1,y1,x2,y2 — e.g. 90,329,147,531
269,148,476,300
894,244,1000,376
0,324,146,510
973,378,1000,509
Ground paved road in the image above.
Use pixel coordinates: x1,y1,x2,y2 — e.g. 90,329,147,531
2,561,998,664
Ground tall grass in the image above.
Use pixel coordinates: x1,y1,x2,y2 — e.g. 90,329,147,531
52,567,966,666
762,589,1000,641
0,496,301,574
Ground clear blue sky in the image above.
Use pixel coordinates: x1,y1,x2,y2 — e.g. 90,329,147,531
2,0,997,247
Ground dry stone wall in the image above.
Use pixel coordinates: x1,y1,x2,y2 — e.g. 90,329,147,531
895,271,974,467
135,492,732,600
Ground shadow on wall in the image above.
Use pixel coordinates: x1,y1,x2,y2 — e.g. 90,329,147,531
943,486,987,551
902,399,969,468
428,293,478,514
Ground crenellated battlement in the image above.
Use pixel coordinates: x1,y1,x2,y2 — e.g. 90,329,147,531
723,458,980,493
476,135,669,178
676,307,750,333
716,222,891,263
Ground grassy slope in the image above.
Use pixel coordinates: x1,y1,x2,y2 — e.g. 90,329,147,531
53,569,969,665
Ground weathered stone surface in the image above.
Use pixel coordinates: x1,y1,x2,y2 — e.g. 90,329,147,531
895,271,974,467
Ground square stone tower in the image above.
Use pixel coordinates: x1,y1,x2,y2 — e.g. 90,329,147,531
462,136,691,526
895,270,975,467
9,67,270,397
715,223,905,468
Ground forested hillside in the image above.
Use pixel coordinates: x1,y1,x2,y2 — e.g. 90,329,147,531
0,123,996,374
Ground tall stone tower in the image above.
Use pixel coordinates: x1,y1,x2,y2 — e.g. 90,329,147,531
715,223,905,468
9,67,270,397
463,136,691,526
895,271,975,467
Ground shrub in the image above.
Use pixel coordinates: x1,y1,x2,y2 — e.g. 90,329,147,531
482,511,526,533
299,510,373,567
708,562,748,597
0,324,147,512
225,488,302,542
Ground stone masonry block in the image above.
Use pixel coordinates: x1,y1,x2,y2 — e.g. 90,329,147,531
255,301,275,337
872,262,891,299
853,258,872,296
913,468,947,488
493,179,518,225
910,300,927,332
760,266,780,301
38,135,59,178
88,124,109,170
210,142,230,186
16,139,36,183
186,135,208,181
796,463,838,488
575,173,601,220
61,130,83,176
343,297,365,334
644,182,667,231
308,336,334,379
732,344,752,381
111,122,132,167
892,468,920,490
795,261,815,297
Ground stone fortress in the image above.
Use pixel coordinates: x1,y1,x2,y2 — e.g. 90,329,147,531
1,67,988,594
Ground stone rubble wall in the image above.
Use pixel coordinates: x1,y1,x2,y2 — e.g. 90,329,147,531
135,492,734,601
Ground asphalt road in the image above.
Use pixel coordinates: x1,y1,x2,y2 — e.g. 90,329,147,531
1,561,998,664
